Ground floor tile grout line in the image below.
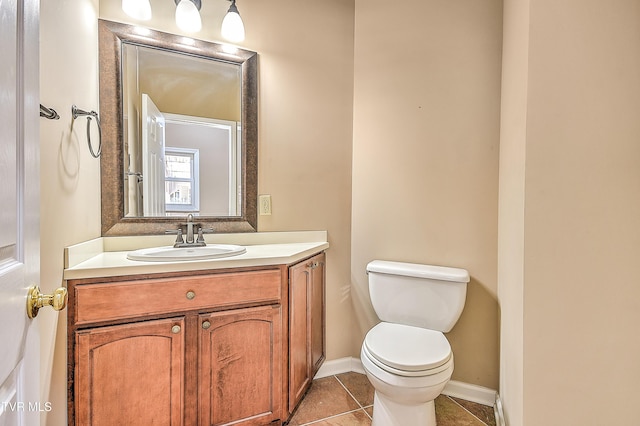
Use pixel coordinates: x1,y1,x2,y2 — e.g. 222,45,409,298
291,373,496,426
299,407,371,426
445,395,490,426
333,374,373,420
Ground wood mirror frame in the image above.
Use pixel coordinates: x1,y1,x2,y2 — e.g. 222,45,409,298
98,19,258,236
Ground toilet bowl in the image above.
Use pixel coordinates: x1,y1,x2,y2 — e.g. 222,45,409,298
361,260,469,426
361,322,454,425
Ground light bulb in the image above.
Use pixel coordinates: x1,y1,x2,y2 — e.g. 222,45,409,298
122,0,151,20
175,0,202,33
221,1,245,42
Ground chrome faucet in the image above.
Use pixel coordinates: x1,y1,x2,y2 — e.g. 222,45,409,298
166,214,214,248
185,214,196,244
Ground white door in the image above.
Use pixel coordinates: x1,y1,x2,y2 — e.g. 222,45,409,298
141,93,166,216
0,0,42,424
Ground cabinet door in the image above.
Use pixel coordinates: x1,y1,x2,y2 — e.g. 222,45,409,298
75,318,185,426
199,305,282,426
310,253,326,375
288,252,326,413
288,259,312,410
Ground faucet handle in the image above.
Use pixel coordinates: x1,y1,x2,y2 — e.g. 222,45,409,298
166,229,185,246
196,227,214,244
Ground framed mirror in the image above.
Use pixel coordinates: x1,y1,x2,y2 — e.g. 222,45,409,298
98,19,258,235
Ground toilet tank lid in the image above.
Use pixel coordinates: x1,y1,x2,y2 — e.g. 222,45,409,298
366,260,470,283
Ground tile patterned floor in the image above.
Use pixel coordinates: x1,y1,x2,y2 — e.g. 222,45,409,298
287,372,496,426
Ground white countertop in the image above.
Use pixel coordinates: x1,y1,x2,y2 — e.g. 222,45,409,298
64,231,329,280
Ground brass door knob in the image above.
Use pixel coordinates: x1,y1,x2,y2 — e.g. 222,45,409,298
27,286,68,319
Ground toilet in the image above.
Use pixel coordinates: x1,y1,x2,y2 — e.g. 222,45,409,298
361,260,469,426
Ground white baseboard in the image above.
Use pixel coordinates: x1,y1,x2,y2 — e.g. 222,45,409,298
441,380,497,407
314,356,365,378
314,357,497,408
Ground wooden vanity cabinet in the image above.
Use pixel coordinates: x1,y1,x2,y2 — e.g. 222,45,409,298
67,252,326,426
287,252,326,413
67,267,286,426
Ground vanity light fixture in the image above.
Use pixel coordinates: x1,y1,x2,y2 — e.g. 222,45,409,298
175,0,202,33
122,0,245,42
122,0,152,21
221,0,245,42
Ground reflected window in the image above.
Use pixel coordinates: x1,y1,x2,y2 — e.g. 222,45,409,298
165,148,200,212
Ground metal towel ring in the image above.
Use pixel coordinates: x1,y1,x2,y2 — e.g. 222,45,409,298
72,105,102,158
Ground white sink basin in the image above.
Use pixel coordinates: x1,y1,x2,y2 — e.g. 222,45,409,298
127,244,246,262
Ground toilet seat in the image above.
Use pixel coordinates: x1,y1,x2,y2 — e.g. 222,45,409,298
364,322,451,377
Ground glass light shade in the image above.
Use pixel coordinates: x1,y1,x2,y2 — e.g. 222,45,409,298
175,0,202,33
122,0,151,20
221,10,245,42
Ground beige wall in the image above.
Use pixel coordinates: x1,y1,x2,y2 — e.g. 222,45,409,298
497,0,529,422
499,0,640,424
352,0,503,389
41,1,354,424
39,0,102,424
524,0,640,423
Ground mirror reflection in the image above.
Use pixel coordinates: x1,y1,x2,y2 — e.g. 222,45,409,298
122,43,242,218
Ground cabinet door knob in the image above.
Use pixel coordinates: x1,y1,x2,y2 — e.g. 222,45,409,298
202,321,211,330
171,325,181,334
186,291,196,300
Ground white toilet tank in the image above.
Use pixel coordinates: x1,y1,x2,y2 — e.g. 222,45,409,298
367,260,470,333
